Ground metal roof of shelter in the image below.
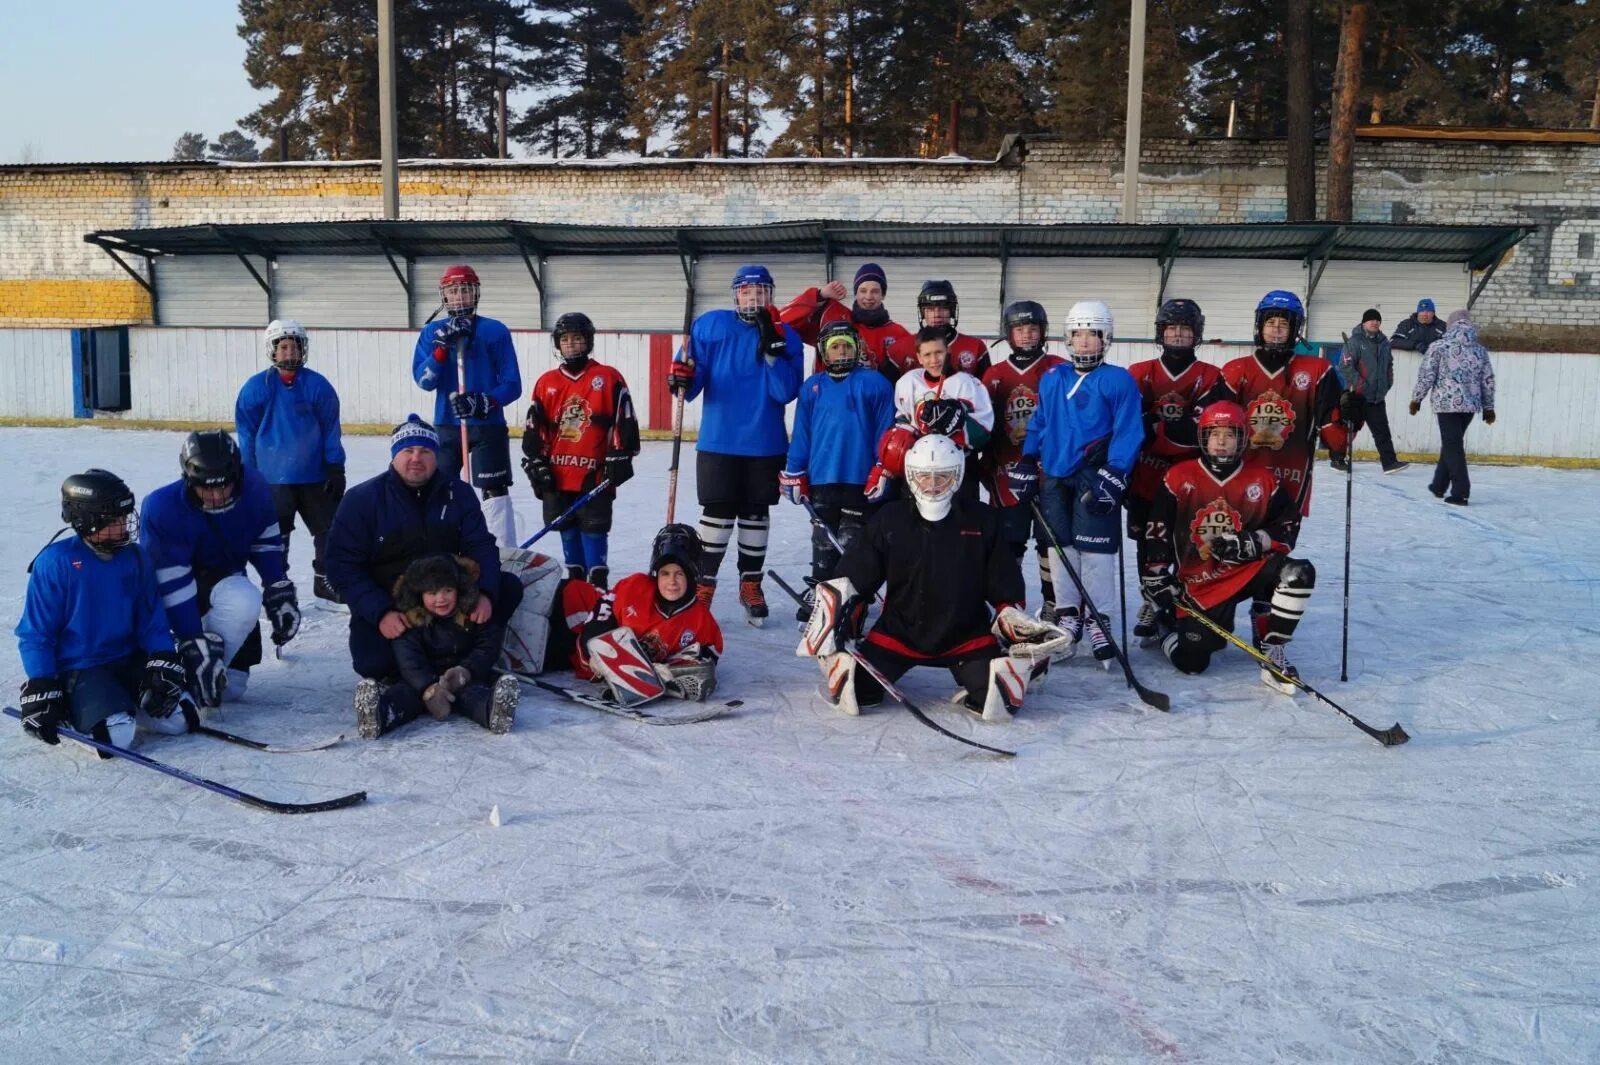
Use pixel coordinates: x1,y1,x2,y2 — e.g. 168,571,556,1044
86,219,1529,271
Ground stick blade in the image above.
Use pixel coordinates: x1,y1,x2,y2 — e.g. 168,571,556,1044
1377,722,1411,747
1133,682,1172,713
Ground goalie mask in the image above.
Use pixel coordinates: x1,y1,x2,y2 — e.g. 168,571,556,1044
440,264,481,317
1065,300,1114,372
264,318,308,374
1197,401,1249,479
903,433,964,522
816,319,861,377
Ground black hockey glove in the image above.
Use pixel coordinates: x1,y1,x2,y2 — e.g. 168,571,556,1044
139,652,191,720
323,463,346,500
915,398,966,438
1209,530,1269,565
521,454,554,498
1003,458,1040,507
756,312,789,363
179,634,228,708
19,675,68,745
604,451,635,488
449,391,497,420
264,580,301,646
1083,466,1127,516
1140,568,1181,613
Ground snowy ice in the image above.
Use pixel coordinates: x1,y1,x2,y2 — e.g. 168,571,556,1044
1,425,1597,1063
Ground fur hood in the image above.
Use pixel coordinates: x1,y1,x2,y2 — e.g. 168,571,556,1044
392,554,482,627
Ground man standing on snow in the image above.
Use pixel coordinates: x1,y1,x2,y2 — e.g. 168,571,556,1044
1338,309,1408,474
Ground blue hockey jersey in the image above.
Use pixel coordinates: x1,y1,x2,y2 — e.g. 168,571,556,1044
679,308,804,457
235,366,346,485
139,469,287,639
1023,363,1145,478
411,315,522,428
786,368,897,487
15,537,174,678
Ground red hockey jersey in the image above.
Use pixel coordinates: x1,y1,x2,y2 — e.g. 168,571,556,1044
1212,353,1344,513
981,354,1065,495
779,288,916,377
1126,355,1224,501
527,362,638,494
562,573,724,679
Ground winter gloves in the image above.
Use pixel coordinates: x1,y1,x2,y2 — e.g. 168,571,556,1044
19,676,67,745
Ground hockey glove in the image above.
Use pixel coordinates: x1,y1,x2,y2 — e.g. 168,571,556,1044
1083,466,1127,516
1140,567,1181,613
1208,529,1270,565
780,469,811,505
323,463,346,500
439,315,473,343
797,578,863,659
449,391,497,420
992,605,1072,660
667,354,696,396
1338,390,1367,435
264,580,301,646
1002,458,1040,507
863,464,893,503
422,682,456,720
138,652,191,720
521,454,554,498
605,451,634,488
756,312,789,363
19,675,67,745
915,398,966,438
179,634,228,707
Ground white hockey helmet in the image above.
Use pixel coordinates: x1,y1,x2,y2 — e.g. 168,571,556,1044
903,433,965,522
264,318,309,368
1064,300,1114,371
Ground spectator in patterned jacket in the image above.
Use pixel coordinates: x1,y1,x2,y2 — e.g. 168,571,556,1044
1409,309,1495,507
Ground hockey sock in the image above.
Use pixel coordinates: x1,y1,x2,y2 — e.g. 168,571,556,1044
697,512,735,578
1037,548,1055,605
559,526,586,570
1265,560,1316,644
580,532,609,570
736,512,770,576
1077,550,1116,620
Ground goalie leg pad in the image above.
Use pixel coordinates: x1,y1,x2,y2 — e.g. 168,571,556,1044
585,627,667,707
797,576,860,658
818,653,860,716
655,659,718,702
980,654,1036,723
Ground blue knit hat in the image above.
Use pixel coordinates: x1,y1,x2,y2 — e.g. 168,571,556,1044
1417,298,1436,313
390,414,439,457
854,262,888,293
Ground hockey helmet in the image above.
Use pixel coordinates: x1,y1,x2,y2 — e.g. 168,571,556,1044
1254,290,1304,354
731,265,775,322
877,424,920,479
1064,300,1114,371
180,430,244,511
903,433,965,523
1155,299,1204,356
263,318,309,371
917,280,959,329
551,311,596,364
60,468,138,550
1003,300,1048,359
650,523,704,587
816,319,861,377
440,264,481,315
1197,401,1248,478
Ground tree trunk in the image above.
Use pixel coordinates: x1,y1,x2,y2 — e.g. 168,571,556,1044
1326,2,1370,222
1368,24,1390,124
1592,67,1600,129
843,6,855,157
813,6,827,156
1284,0,1316,220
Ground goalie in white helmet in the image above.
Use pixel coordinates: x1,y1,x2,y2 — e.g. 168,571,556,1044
797,434,1070,722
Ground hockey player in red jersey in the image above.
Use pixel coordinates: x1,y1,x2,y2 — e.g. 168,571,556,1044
1140,402,1315,694
1125,298,1223,645
779,263,916,379
521,312,640,589
982,300,1066,614
556,524,725,705
916,280,990,378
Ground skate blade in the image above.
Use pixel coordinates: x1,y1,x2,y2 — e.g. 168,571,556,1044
1261,670,1299,696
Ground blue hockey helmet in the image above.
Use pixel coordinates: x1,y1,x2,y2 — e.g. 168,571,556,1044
731,265,775,322
1254,290,1304,351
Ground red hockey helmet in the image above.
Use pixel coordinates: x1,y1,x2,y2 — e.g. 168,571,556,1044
877,424,920,479
440,264,481,315
1197,401,1247,477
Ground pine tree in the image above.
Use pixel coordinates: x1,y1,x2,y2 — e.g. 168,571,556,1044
515,0,639,158
210,130,263,161
172,132,208,161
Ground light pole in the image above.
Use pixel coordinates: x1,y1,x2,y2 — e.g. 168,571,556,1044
708,69,725,158
495,72,513,159
378,0,398,218
1121,0,1146,223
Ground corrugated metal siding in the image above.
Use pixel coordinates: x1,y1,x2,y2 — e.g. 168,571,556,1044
275,256,408,328
544,256,686,332
154,255,269,327
410,256,542,329
1163,260,1307,344
0,329,75,417
832,256,1004,338
693,255,827,324
1005,258,1161,345
1306,262,1469,342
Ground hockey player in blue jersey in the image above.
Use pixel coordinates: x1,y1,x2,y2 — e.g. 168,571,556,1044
667,263,805,625
781,320,897,626
15,470,191,750
140,431,300,708
235,318,347,603
1013,300,1144,665
412,264,523,550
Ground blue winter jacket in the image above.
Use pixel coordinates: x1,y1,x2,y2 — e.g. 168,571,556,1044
15,538,173,678
680,308,804,457
1023,363,1145,478
140,470,288,639
412,315,523,427
323,467,501,627
786,368,897,487
235,366,346,484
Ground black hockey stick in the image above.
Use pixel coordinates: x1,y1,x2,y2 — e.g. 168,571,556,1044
769,570,1016,758
4,708,368,813
513,673,739,725
194,723,346,753
1172,593,1410,747
1341,430,1355,683
1030,502,1170,712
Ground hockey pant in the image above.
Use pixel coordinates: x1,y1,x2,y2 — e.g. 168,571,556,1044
808,485,869,585
439,424,518,551
200,573,263,702
1162,555,1315,674
271,482,340,576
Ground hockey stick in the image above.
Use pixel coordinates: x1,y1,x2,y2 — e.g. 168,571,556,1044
454,337,472,486
194,723,345,753
513,674,738,725
1030,502,1170,712
1117,534,1129,659
3,708,368,812
518,478,614,549
665,343,689,523
768,570,1016,758
1341,432,1356,683
1172,593,1409,747
800,498,847,555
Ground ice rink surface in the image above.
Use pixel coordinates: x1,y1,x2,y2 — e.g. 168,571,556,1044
1,426,1596,1064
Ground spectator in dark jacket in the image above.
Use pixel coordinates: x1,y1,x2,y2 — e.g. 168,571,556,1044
1338,309,1408,473
1409,310,1496,506
1390,298,1446,354
356,554,520,738
324,414,523,685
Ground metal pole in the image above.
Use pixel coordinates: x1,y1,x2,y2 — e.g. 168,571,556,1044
495,72,513,160
1121,0,1146,223
378,0,399,219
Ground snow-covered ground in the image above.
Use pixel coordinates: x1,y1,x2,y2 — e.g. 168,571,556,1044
1,425,1596,1064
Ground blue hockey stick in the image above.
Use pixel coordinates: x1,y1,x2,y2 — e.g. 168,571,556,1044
519,477,614,549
